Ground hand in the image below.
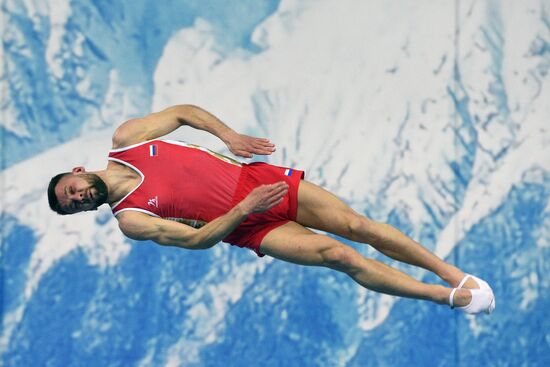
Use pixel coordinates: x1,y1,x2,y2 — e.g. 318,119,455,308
238,182,289,214
225,132,275,158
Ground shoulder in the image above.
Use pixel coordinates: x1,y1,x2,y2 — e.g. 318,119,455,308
111,118,147,149
111,106,186,149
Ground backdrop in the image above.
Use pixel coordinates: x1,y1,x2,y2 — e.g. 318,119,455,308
1,0,549,366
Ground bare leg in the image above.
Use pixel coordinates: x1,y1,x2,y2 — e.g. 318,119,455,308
348,220,470,287
260,221,473,306
296,181,479,289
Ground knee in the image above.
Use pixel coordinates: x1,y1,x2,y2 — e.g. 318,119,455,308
320,244,358,272
347,214,379,243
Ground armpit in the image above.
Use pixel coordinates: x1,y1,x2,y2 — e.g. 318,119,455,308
165,217,207,229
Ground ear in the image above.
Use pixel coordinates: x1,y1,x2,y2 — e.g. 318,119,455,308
72,166,86,174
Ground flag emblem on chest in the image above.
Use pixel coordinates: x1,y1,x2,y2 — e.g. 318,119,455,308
284,168,293,176
149,144,157,157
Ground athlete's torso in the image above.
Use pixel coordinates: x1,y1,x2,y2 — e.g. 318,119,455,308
108,140,242,227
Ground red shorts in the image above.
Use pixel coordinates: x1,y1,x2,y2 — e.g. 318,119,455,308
223,162,305,257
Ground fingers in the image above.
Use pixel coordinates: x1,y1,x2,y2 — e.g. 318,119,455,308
253,182,288,197
250,147,275,155
235,148,273,158
236,136,276,157
241,145,275,156
265,181,289,194
236,151,254,158
262,195,285,211
273,181,289,193
252,138,276,154
262,182,289,208
253,138,275,149
248,136,272,145
264,197,284,210
247,181,289,213
241,181,290,214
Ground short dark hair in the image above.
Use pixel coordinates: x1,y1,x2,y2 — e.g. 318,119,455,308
48,172,70,215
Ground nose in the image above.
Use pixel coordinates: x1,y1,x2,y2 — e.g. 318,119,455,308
69,190,85,202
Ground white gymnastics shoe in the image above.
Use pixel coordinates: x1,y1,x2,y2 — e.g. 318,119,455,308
449,287,495,315
457,274,493,293
456,274,496,313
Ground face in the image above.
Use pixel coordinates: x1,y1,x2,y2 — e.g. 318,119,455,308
55,171,108,214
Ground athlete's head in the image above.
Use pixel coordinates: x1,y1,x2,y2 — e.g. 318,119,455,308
48,167,108,215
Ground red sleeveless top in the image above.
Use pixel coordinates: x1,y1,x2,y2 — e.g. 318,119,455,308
108,140,242,227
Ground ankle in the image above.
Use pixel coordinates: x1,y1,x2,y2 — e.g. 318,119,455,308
451,288,472,307
432,285,455,305
438,266,465,287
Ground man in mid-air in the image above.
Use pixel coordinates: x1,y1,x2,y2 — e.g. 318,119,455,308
48,104,495,314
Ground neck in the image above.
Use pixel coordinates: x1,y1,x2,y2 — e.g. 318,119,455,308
94,165,140,205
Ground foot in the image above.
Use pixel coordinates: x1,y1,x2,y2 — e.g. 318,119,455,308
457,274,493,294
446,267,489,290
449,288,471,307
449,274,496,314
458,275,481,289
449,288,495,314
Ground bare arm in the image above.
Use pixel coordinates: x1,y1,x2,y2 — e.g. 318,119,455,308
112,104,275,157
118,205,248,250
117,182,289,250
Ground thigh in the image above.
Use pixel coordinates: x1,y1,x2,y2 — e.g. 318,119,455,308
296,180,359,236
259,221,342,266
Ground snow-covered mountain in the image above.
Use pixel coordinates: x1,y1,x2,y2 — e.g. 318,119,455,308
2,0,549,366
